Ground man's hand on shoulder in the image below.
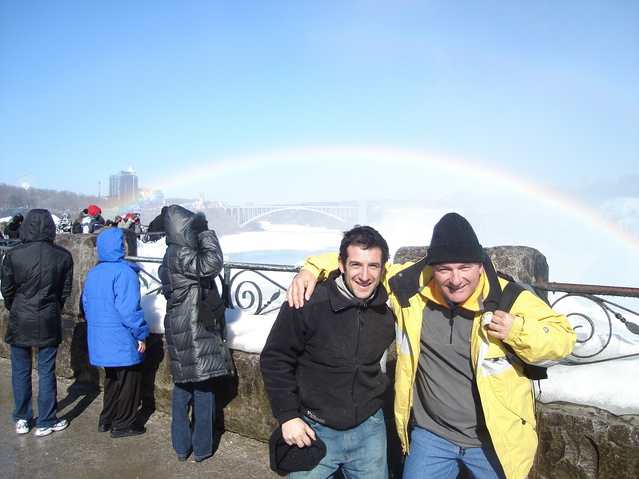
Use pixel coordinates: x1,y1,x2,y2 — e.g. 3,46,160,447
281,417,317,448
286,270,317,309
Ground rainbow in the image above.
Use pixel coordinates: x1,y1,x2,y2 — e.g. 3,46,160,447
143,145,637,253
102,201,147,221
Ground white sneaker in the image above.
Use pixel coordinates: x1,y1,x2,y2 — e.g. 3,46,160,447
15,419,30,435
35,419,68,437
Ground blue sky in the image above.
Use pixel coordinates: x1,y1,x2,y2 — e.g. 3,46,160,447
1,0,637,205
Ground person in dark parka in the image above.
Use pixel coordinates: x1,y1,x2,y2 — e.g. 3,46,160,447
1,209,74,437
87,205,105,234
146,206,168,242
4,213,23,239
160,205,233,462
82,227,149,438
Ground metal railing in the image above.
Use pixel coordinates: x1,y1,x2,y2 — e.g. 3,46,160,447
0,239,21,249
3,239,638,363
129,255,639,363
128,256,301,316
534,282,639,364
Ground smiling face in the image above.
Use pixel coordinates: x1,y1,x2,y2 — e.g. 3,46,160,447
338,245,384,300
432,262,484,304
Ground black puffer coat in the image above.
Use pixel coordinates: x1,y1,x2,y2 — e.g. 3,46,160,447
2,209,74,348
160,205,233,383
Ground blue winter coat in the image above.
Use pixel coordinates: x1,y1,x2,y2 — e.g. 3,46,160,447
82,228,149,367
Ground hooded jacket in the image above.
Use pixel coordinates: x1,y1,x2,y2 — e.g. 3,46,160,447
2,209,74,348
4,214,23,239
302,253,576,479
148,206,167,233
82,228,149,367
160,205,232,383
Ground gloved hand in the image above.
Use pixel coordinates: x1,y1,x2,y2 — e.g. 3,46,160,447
191,214,208,233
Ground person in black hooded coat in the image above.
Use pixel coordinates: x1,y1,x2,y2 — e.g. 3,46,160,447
4,213,23,239
160,204,233,462
146,206,168,242
1,209,74,437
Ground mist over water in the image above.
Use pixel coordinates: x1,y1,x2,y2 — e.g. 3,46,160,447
365,197,638,290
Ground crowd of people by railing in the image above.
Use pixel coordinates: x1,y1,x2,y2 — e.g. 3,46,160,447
68,205,144,235
1,205,168,244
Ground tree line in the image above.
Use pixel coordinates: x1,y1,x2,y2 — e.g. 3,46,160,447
0,183,109,218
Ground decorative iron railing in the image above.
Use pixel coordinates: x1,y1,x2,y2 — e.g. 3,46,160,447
221,262,301,315
534,282,639,364
4,241,637,363
128,256,301,317
129,256,639,363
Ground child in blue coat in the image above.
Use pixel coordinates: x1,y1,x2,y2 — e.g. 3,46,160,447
82,228,149,438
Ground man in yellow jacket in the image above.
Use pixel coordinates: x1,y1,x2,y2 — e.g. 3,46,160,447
287,212,576,479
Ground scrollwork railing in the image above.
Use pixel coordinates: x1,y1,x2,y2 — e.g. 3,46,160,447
128,256,639,362
128,256,300,316
535,282,639,364
222,262,301,315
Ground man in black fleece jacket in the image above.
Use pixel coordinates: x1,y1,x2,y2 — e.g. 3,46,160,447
260,225,395,479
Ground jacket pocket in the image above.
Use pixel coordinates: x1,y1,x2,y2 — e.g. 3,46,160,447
485,365,536,426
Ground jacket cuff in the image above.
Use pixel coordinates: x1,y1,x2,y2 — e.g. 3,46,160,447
505,313,525,344
277,410,302,426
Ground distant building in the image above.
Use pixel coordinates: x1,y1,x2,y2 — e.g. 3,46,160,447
196,192,205,211
109,166,139,202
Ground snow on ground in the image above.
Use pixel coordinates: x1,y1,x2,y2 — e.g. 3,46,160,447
220,222,344,257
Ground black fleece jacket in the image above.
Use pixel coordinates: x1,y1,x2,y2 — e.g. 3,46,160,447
260,271,395,430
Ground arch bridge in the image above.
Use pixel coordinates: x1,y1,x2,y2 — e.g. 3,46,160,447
225,204,359,227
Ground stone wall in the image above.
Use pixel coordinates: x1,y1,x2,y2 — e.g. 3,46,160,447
1,235,637,478
534,402,639,479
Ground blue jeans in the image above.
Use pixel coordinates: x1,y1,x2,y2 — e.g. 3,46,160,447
291,408,388,479
11,346,59,428
171,380,215,460
403,427,506,479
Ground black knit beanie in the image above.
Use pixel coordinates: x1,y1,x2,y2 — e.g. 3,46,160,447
269,426,326,476
426,212,485,265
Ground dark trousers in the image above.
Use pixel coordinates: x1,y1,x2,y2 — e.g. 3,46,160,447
100,363,143,429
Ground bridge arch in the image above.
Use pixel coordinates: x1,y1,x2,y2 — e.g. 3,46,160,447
227,205,359,227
